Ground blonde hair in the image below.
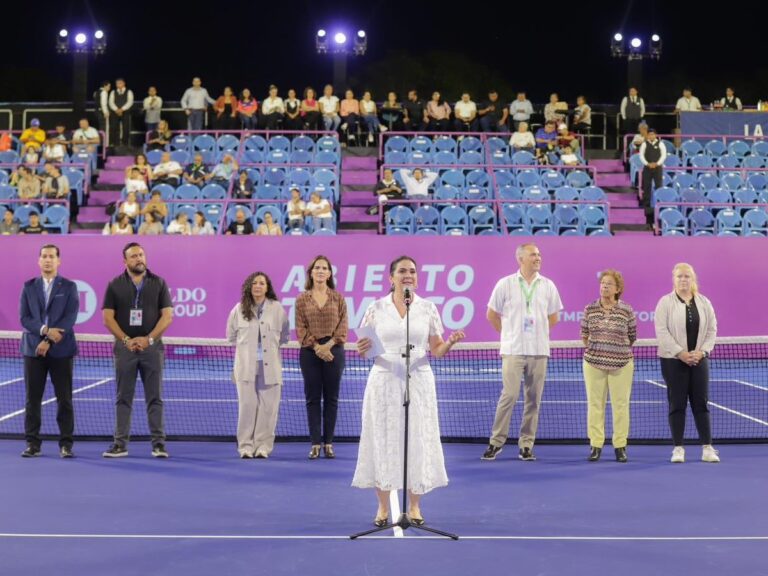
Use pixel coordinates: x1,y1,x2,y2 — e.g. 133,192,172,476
672,262,699,295
599,269,624,301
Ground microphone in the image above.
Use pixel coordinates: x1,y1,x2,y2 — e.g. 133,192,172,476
403,287,413,304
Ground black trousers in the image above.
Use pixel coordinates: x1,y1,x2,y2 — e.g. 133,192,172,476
113,345,165,448
300,344,345,445
110,112,131,146
660,357,712,446
24,355,74,448
641,165,663,222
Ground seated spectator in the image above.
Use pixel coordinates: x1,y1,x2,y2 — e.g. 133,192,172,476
146,120,172,151
0,131,11,152
261,85,285,130
631,122,649,153
192,211,215,235
360,91,384,144
544,93,568,125
557,124,580,154
368,168,403,215
510,122,536,152
301,87,321,130
209,154,238,186
284,89,303,130
138,210,165,235
42,164,70,200
152,152,183,186
720,86,742,111
71,118,100,153
126,153,153,187
426,92,451,132
256,211,283,236
125,167,149,196
225,208,254,235
454,92,479,132
560,146,579,166
304,191,333,231
675,87,702,113
119,191,141,221
23,147,40,165
140,190,169,220
380,91,404,131
214,86,239,130
21,212,47,235
340,89,362,144
234,170,254,200
238,89,259,130
15,166,42,202
42,136,67,163
319,84,341,132
478,90,508,133
403,90,426,132
572,95,592,134
286,187,306,230
399,168,438,197
167,211,192,235
183,153,209,186
20,118,46,156
509,91,533,131
111,212,134,235
143,86,163,131
0,209,20,235
535,121,558,164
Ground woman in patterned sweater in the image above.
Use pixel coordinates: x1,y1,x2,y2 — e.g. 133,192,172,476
580,270,637,463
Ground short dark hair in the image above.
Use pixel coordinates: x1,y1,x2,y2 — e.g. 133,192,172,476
101,80,110,88
40,244,60,257
116,77,125,83
4,207,14,215
122,242,142,259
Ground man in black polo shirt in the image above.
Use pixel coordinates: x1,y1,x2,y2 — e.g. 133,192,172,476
403,90,426,132
102,242,173,458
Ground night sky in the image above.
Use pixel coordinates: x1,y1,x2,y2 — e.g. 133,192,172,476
4,0,768,107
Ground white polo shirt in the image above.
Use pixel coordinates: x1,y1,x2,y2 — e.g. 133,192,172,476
454,100,477,120
488,271,563,356
675,96,701,112
319,95,339,114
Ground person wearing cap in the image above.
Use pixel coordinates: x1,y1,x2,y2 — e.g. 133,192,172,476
20,119,46,156
556,124,579,155
109,78,135,147
639,128,667,226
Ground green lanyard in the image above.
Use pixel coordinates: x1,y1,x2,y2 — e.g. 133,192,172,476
518,276,539,313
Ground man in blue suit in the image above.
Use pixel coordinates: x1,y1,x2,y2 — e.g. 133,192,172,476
19,244,79,458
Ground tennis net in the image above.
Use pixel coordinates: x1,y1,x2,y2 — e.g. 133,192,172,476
1,331,766,443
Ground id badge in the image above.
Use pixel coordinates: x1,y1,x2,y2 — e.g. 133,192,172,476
130,309,143,327
523,314,535,333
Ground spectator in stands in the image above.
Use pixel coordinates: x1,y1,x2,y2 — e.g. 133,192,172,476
556,124,579,155
21,212,47,235
142,86,163,131
152,152,183,186
15,167,42,202
454,92,479,132
620,87,645,136
256,211,283,236
572,95,592,134
209,154,238,187
42,164,70,201
655,263,719,464
478,90,509,133
380,91,404,131
166,211,192,235
126,153,153,187
214,86,239,130
138,211,164,235
509,91,533,131
141,190,169,221
42,135,67,163
509,122,535,152
108,78,134,147
225,208,254,235
639,128,667,226
20,119,46,156
234,170,254,200
23,146,40,165
183,153,209,187
368,168,403,215
71,118,101,154
0,209,20,235
181,77,216,131
675,88,702,114
238,89,259,130
51,123,70,153
0,131,11,152
261,85,285,130
119,191,141,222
399,168,438,197
544,93,568,125
403,89,426,132
146,120,172,152
301,87,321,130
360,91,384,144
192,211,215,235
305,191,333,232
534,121,558,164
95,81,111,143
631,121,649,153
110,212,134,235
720,87,742,111
125,167,149,196
283,89,303,131
560,146,579,167
425,91,451,132
319,85,341,132
340,89,362,144
581,269,637,463
287,188,306,230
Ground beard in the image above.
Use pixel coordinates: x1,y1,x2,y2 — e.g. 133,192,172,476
128,263,146,275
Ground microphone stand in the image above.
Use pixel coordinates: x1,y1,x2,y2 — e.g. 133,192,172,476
351,290,458,540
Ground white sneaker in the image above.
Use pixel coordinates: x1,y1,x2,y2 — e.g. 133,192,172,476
340,123,348,131
670,446,685,463
368,133,374,143
349,134,356,140
701,445,720,463
380,125,388,132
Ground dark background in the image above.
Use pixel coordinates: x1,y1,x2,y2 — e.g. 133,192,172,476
2,0,767,107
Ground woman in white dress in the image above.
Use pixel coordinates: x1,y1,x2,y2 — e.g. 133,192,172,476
354,256,465,527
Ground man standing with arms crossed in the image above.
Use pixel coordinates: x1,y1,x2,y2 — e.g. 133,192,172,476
482,243,563,461
102,242,173,458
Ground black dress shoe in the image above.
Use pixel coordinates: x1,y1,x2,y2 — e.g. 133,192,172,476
21,445,41,458
615,447,628,463
588,447,602,462
373,516,388,527
60,446,75,459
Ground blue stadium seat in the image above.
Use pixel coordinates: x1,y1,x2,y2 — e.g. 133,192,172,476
193,134,217,162
653,186,679,207
290,150,313,164
629,154,643,185
288,168,312,189
384,151,407,164
720,172,744,191
434,184,461,203
560,229,583,236
439,169,465,189
705,188,731,204
433,150,458,165
680,140,703,164
386,205,415,234
255,184,281,201
264,167,287,186
697,172,720,191
498,185,522,201
170,150,190,165
0,151,20,164
705,140,727,157
314,150,339,165
525,204,553,233
217,134,240,153
516,169,540,188
727,140,750,158
747,174,768,191
664,154,681,169
733,189,759,207
243,149,264,163
522,186,548,202
384,135,409,154
170,135,192,153
679,188,706,207
494,169,515,188
173,184,201,200
554,186,580,204
751,141,768,157
459,136,483,154
741,155,766,169
43,205,69,234
440,205,469,235
386,227,411,236
410,136,433,154
268,135,291,152
0,184,17,200
254,205,282,226
690,154,713,170
201,183,227,200
458,150,483,165
715,154,740,169
468,205,496,234
244,135,267,152
245,168,261,186
501,204,526,233
715,208,742,234
226,204,253,222
742,209,768,235
316,136,340,153
292,136,315,153
146,150,163,165
688,208,716,235
266,150,289,164
14,205,39,226
659,208,686,235
413,205,440,233
407,151,431,165
565,170,591,188
511,150,535,166
661,140,677,156
434,137,457,154
151,183,174,200
672,173,696,190
579,206,607,234
588,228,612,237
540,170,566,190
553,205,580,234
312,228,336,236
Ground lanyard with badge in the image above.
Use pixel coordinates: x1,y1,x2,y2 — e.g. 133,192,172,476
130,278,144,327
519,276,539,334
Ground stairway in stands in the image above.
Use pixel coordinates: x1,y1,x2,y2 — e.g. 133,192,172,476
337,148,379,235
590,157,650,236
73,156,133,235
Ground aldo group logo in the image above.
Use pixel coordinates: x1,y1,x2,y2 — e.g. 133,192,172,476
75,280,97,324
170,287,208,318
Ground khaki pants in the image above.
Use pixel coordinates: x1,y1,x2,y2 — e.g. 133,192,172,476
490,355,548,449
235,361,282,456
583,360,634,448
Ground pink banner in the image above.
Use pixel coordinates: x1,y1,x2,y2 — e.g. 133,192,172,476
1,236,765,340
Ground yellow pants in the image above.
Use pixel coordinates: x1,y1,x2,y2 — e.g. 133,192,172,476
583,360,634,449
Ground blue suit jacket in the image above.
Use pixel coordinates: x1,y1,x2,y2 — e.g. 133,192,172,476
19,276,79,358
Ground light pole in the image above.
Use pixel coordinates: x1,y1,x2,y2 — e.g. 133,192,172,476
610,33,662,94
316,28,367,89
56,28,107,119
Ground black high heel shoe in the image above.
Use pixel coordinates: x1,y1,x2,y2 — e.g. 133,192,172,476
373,515,389,527
410,516,425,526
308,445,321,459
323,444,335,459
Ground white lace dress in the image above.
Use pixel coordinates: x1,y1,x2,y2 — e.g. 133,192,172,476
352,294,448,495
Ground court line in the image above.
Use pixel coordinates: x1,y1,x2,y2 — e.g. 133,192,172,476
723,379,768,392
69,398,665,405
0,378,112,423
0,378,24,388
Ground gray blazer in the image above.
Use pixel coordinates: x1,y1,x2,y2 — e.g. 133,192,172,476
654,291,717,359
227,300,290,385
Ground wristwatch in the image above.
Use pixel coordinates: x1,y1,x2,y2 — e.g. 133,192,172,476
702,350,709,358
122,335,130,346
148,336,155,346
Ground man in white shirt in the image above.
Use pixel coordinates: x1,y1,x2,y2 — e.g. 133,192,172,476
620,87,645,135
319,84,341,132
720,87,742,111
180,77,216,131
152,152,183,186
94,80,111,145
109,78,134,147
72,118,101,153
453,92,478,132
143,87,163,131
482,243,563,462
398,168,438,197
509,92,534,131
639,128,667,225
675,88,702,114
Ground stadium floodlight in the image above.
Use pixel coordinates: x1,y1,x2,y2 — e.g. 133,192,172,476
59,29,69,38
334,32,347,45
93,30,107,54
56,29,69,53
630,37,642,49
75,32,87,45
610,33,624,58
353,29,367,56
316,29,328,53
649,34,662,60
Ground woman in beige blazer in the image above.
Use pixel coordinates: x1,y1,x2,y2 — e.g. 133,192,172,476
227,272,289,459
